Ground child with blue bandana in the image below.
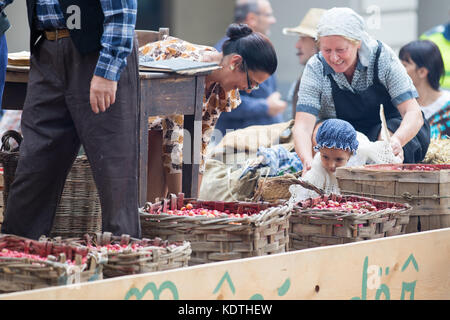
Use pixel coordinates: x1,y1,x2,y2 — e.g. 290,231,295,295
314,119,359,174
300,118,359,197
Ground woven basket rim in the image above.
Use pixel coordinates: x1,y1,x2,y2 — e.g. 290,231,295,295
293,194,412,220
139,204,291,227
61,232,192,255
0,234,100,270
55,232,192,277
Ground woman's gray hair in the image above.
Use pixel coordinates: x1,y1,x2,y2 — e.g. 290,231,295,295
317,7,378,66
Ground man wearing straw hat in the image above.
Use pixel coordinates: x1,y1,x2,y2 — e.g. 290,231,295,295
283,8,326,119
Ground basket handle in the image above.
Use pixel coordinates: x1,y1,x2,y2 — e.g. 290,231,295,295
297,178,325,196
1,130,23,152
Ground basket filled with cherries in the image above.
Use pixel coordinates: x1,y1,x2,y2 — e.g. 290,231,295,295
0,234,102,293
61,232,192,278
289,193,412,250
139,193,291,265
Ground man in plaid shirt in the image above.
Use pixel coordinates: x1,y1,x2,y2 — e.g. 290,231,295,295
1,0,141,239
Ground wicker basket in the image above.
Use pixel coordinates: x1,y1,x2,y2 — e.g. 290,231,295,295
0,130,21,213
0,234,103,293
50,156,102,238
336,164,450,233
0,130,102,238
253,171,302,203
289,194,412,251
140,193,291,265
64,232,192,278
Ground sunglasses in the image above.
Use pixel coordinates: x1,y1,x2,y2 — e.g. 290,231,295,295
242,60,260,91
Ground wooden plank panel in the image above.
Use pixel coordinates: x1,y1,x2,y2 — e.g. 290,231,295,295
417,182,440,216
440,181,450,213
141,77,196,116
336,167,443,183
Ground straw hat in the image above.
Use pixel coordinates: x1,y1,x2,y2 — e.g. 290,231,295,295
282,8,327,38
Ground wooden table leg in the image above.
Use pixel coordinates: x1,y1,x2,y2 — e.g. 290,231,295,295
138,82,149,206
182,76,204,198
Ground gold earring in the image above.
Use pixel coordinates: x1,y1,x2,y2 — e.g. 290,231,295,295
230,65,235,71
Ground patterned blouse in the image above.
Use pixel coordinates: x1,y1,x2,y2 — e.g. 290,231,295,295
140,37,241,174
429,100,450,138
296,40,418,120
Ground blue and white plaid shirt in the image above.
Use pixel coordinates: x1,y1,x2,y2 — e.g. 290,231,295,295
1,0,137,81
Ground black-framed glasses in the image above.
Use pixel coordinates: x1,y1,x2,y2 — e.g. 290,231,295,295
242,60,260,91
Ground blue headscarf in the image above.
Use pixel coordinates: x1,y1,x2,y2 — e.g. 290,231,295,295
314,119,359,154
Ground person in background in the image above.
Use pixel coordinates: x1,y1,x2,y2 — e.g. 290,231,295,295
213,0,286,141
283,8,326,119
1,0,141,240
399,40,450,138
0,1,11,120
294,7,430,174
420,16,450,90
0,2,23,164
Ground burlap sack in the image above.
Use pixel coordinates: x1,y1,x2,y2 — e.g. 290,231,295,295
198,159,262,202
210,120,295,163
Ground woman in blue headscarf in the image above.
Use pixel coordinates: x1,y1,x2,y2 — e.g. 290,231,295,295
293,7,430,174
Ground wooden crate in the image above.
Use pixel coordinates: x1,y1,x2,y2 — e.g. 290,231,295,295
139,193,291,266
336,164,450,233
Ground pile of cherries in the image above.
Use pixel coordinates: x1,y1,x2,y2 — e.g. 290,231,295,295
392,165,442,171
161,203,254,219
87,243,145,253
0,248,86,265
310,200,378,213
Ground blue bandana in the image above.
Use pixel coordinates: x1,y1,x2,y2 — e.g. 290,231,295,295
314,119,359,154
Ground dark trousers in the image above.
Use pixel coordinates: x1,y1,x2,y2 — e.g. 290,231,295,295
1,36,141,239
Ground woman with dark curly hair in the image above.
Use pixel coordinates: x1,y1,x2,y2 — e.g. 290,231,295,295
140,23,278,200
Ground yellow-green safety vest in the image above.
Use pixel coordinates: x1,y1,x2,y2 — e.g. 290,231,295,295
421,29,450,90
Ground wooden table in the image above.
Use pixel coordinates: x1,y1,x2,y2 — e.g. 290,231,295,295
3,65,207,206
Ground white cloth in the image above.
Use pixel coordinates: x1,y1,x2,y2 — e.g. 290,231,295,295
316,7,379,67
420,90,450,120
299,153,340,199
352,132,403,165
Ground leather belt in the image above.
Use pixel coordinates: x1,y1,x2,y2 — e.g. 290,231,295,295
43,29,70,41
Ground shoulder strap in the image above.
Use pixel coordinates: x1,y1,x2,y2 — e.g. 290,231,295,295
373,40,383,83
317,53,339,88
